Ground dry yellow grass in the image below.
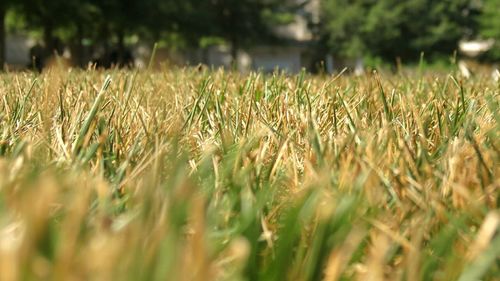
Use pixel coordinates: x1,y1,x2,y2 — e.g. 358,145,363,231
0,67,498,280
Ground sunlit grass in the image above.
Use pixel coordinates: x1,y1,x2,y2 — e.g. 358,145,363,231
0,67,498,281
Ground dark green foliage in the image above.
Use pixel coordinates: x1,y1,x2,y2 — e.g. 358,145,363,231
318,0,480,62
479,0,500,59
192,0,296,59
1,0,298,68
1,0,499,69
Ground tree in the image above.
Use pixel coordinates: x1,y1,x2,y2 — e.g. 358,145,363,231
399,0,478,59
81,0,187,66
85,0,144,65
317,0,369,60
141,0,198,42
479,0,500,59
7,0,190,68
319,0,479,63
18,0,76,53
195,0,298,65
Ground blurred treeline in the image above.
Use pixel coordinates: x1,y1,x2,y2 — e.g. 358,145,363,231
319,0,500,63
0,0,499,69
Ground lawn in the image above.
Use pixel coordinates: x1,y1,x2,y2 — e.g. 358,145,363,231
0,67,498,281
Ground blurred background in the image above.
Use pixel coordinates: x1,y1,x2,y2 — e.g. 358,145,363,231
0,0,498,73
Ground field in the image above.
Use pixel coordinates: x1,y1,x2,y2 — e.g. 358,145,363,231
0,67,498,281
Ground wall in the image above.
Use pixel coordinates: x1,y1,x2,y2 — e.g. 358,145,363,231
5,34,34,68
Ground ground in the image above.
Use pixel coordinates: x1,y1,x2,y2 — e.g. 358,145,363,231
0,67,498,281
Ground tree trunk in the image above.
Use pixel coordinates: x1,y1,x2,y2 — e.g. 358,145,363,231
0,4,6,70
74,23,84,67
117,30,125,66
43,22,54,56
230,37,239,71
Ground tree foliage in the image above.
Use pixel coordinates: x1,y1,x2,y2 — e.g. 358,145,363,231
319,0,480,62
1,0,297,68
480,0,500,59
195,0,296,58
1,0,498,69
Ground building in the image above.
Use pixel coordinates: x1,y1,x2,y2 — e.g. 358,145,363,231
5,34,34,69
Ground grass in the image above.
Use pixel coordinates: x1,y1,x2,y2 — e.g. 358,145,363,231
0,66,498,281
